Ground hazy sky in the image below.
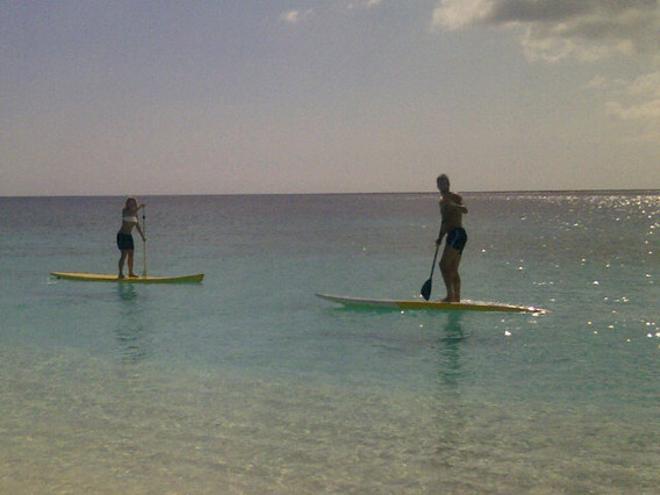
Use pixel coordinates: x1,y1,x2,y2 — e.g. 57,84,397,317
2,1,659,195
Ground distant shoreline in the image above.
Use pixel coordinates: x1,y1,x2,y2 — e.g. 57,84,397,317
1,189,658,199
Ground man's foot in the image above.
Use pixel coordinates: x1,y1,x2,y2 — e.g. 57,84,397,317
128,273,139,278
118,274,125,279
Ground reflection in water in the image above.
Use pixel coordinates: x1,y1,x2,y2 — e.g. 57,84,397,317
437,312,465,388
117,283,138,302
432,312,468,468
115,285,149,365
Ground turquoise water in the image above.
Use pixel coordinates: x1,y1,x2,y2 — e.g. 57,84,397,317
0,192,658,494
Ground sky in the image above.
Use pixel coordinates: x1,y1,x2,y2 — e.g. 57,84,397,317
1,0,659,195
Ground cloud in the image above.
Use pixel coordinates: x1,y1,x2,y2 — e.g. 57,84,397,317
626,71,660,98
432,0,660,62
347,0,384,10
591,71,660,142
585,75,610,90
280,10,300,23
607,99,660,120
433,1,660,142
280,9,312,24
606,98,660,142
432,0,492,31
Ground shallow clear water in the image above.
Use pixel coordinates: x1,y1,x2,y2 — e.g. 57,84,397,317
0,192,658,494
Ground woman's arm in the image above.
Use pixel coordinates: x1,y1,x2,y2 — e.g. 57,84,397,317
126,203,146,216
135,223,146,242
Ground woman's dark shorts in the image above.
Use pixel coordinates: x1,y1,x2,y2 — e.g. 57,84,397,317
116,233,134,251
446,227,467,254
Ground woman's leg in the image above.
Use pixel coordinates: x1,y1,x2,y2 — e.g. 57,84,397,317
118,251,128,278
127,250,136,276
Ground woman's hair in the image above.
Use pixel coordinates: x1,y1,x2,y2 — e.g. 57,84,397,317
125,197,137,209
437,174,449,186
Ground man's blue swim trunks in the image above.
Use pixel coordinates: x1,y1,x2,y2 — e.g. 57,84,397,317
446,227,467,254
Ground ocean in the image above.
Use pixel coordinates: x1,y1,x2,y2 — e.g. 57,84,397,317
0,192,657,494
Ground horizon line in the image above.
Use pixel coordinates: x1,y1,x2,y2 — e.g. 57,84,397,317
1,188,658,199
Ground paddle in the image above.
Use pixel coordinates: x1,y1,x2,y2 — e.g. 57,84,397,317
420,238,441,301
142,205,147,277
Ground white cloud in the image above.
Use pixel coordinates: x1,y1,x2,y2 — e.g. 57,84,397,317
585,75,609,90
432,0,492,31
593,71,660,102
280,10,300,23
434,1,660,142
627,71,660,98
613,71,660,123
280,9,313,24
520,30,636,63
584,75,630,92
432,0,660,62
607,99,660,120
592,71,660,141
605,98,660,142
347,0,384,10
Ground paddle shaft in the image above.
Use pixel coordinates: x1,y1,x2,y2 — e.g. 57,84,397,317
142,206,147,277
428,226,446,279
420,229,443,300
428,241,440,279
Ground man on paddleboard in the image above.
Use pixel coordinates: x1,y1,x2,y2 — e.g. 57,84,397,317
117,197,146,279
435,174,467,302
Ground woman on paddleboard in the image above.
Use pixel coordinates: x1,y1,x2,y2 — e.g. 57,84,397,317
117,197,146,279
436,174,467,302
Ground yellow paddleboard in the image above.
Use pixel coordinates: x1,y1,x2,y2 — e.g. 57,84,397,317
316,293,547,314
51,272,204,284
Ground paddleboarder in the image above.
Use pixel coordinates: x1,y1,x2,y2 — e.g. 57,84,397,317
117,197,146,279
435,174,467,302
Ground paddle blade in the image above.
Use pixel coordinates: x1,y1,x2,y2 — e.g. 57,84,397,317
420,278,432,301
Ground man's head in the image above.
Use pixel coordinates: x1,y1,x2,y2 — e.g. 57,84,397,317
436,174,450,194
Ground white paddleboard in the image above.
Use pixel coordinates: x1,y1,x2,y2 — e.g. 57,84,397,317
316,293,547,314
